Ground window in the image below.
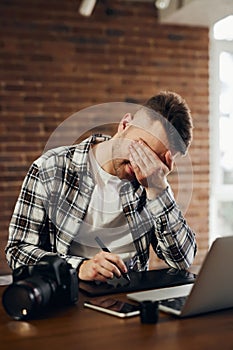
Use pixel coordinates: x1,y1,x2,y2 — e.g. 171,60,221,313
210,16,233,243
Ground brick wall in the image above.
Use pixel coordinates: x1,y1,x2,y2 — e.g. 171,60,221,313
0,0,209,274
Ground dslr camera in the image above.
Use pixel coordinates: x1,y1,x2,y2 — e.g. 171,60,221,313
2,255,78,320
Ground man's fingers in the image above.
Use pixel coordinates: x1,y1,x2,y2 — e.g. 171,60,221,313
102,251,128,275
94,252,122,278
78,251,128,282
129,141,147,168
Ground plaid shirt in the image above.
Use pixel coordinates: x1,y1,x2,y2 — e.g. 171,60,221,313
6,135,196,271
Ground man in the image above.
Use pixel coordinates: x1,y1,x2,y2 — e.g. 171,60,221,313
6,91,197,282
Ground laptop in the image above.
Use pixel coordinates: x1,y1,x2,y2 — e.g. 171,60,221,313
128,236,233,317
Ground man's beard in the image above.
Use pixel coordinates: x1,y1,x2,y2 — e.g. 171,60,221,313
111,138,136,181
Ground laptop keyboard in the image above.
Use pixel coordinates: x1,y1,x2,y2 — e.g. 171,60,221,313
160,296,188,311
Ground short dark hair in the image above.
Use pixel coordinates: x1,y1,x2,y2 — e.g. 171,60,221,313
143,91,193,155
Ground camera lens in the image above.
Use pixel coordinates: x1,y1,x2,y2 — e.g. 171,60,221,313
2,277,54,320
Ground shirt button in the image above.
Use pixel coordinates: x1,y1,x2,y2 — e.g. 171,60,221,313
84,188,89,194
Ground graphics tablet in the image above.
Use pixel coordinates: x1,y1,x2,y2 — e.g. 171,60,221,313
79,267,196,297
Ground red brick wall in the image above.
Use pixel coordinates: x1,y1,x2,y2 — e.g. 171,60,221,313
0,0,209,274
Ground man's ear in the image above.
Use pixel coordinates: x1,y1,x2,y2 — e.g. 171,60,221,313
164,150,174,172
117,113,133,132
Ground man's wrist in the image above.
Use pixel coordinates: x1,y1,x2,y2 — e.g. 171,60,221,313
77,259,88,279
146,186,175,217
145,183,168,200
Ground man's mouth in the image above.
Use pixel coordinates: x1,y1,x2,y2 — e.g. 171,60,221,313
125,162,134,176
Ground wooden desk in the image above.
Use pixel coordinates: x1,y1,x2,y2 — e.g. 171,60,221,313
1,282,233,350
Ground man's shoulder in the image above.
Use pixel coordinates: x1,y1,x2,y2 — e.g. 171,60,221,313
34,137,92,167
33,134,112,172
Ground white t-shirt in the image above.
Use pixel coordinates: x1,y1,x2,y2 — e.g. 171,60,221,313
70,149,136,262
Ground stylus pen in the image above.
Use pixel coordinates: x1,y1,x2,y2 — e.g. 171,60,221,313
95,236,131,282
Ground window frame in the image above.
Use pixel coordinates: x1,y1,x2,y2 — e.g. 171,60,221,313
209,30,233,243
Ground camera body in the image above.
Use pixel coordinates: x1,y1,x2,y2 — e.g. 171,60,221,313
2,255,79,320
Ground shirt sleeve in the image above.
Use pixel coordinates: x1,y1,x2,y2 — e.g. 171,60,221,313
5,162,86,271
147,186,197,270
5,162,52,269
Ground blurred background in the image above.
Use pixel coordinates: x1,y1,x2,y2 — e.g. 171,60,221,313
1,0,233,274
